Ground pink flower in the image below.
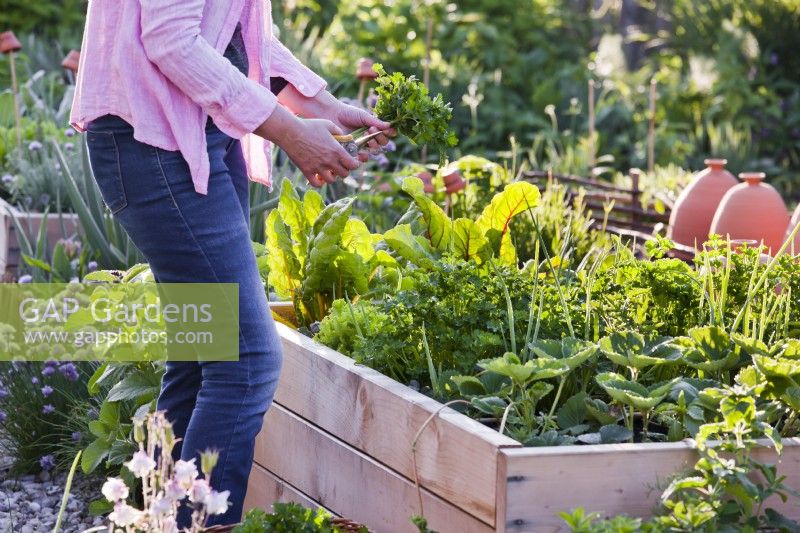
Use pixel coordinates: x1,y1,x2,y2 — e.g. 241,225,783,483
150,493,173,517
102,477,129,502
125,450,156,478
204,490,230,516
189,478,210,504
164,478,187,501
109,502,143,527
160,516,179,533
174,458,198,490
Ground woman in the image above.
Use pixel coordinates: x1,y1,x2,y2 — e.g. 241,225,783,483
70,0,393,526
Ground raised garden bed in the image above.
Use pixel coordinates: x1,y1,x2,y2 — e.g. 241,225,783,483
245,304,800,532
0,197,80,279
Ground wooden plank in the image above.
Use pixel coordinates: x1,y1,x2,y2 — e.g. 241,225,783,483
499,438,800,532
244,462,331,515
272,322,520,527
254,404,494,533
0,198,14,276
522,172,632,194
584,201,670,223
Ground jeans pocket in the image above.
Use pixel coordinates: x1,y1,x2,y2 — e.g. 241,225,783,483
86,130,128,214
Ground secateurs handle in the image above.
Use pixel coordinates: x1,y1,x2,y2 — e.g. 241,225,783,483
332,131,386,157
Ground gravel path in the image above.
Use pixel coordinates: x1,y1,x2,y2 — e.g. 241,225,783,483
1,445,106,533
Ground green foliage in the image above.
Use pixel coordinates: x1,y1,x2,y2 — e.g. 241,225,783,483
411,515,439,533
316,182,800,450
9,208,90,283
372,64,458,162
76,265,164,477
265,181,396,326
0,3,85,42
234,504,366,533
0,361,94,474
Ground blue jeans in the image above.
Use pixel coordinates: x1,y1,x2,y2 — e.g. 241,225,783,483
86,114,283,526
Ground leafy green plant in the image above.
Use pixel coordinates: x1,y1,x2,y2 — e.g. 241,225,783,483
0,360,93,474
265,180,398,327
52,141,144,270
234,503,366,533
563,376,800,532
9,207,90,282
371,64,458,162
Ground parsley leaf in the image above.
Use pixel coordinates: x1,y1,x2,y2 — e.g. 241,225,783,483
372,64,458,163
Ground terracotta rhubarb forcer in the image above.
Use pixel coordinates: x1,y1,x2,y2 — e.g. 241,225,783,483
356,57,378,102
667,159,737,248
787,204,800,255
417,171,435,194
356,57,378,81
61,49,80,73
0,31,22,54
710,172,790,254
442,168,466,194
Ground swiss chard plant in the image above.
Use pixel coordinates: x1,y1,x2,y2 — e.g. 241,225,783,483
384,176,541,268
265,180,399,327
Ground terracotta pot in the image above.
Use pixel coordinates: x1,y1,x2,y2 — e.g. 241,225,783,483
710,172,790,254
442,169,466,194
667,158,737,248
417,171,435,194
61,49,80,73
787,204,800,255
0,31,22,54
356,57,378,80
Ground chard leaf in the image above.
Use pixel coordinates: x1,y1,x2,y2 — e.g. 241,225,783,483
342,218,376,261
401,177,453,251
332,250,370,296
277,181,310,264
300,198,355,319
265,210,301,300
303,188,325,226
475,181,540,265
452,218,490,263
383,224,436,269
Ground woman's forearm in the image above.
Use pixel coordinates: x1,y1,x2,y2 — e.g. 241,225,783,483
254,104,304,145
277,84,338,119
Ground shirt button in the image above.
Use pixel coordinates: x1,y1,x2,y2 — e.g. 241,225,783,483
298,84,305,91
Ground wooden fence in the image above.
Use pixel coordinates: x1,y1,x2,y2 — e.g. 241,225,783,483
521,169,695,259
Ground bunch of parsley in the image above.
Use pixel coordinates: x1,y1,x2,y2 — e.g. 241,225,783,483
372,64,458,162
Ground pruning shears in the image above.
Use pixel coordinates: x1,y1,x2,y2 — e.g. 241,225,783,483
332,130,385,157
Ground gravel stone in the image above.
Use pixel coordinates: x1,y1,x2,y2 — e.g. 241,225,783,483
0,442,106,533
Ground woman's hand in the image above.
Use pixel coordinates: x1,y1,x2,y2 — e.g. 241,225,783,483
279,87,396,159
326,99,396,148
255,105,359,187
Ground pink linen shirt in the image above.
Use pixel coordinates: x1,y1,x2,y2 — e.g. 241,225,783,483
70,0,326,194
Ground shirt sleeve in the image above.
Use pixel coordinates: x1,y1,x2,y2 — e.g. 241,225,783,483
139,0,277,139
268,35,327,98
